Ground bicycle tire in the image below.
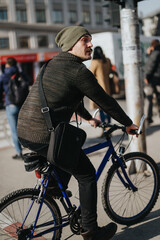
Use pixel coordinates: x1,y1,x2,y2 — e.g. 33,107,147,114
0,188,62,239
102,152,160,225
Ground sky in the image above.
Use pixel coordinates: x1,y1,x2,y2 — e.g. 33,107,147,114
138,0,160,18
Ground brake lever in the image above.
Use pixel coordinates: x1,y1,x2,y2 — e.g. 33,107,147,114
129,114,146,135
93,108,100,118
137,114,146,135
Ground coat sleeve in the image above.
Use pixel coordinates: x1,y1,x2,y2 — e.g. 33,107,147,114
75,65,132,126
76,101,92,120
144,51,159,82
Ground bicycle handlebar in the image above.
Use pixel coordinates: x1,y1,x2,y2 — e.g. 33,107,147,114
98,122,126,135
97,114,146,136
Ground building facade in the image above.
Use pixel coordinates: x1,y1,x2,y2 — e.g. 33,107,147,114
0,0,120,80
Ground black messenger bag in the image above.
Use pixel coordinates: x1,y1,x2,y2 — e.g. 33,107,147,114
39,61,86,170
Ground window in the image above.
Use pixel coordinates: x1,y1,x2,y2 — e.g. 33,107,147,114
15,0,27,22
0,9,7,21
16,9,27,22
0,38,9,49
36,9,46,23
38,36,48,47
82,4,90,24
68,3,77,24
34,0,46,23
18,36,29,48
52,10,63,23
52,2,63,24
95,11,102,24
15,0,26,4
35,0,44,5
68,10,77,24
82,11,90,24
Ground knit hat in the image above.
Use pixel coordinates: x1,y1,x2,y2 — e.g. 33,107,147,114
55,26,91,52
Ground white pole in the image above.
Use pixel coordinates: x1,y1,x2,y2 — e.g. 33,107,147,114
120,0,146,152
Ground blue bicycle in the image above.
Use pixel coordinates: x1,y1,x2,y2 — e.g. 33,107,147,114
0,118,159,239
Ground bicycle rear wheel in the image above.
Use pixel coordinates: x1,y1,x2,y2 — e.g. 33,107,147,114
102,152,160,225
0,188,62,239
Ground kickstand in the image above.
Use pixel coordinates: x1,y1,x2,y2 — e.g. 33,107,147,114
64,233,75,239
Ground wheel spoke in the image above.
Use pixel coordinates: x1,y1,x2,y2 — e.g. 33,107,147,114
0,189,62,239
102,152,159,225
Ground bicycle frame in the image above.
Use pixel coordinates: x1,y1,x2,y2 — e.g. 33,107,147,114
25,137,137,239
84,139,137,191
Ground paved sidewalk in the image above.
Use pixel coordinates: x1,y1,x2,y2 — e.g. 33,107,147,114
0,99,160,239
0,109,12,149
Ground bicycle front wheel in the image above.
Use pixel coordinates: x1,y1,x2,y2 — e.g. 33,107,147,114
0,188,62,239
102,152,160,225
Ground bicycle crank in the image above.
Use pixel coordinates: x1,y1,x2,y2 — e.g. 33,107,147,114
69,208,82,235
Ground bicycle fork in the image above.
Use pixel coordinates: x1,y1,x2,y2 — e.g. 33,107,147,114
113,153,138,192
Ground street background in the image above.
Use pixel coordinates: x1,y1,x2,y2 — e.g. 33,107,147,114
0,97,160,239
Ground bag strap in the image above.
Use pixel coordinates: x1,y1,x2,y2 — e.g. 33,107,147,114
39,59,80,131
38,60,54,131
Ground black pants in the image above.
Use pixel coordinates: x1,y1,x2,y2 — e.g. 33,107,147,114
147,95,153,121
147,86,160,120
19,138,98,231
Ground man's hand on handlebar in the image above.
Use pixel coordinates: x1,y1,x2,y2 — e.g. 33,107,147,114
126,124,139,136
88,118,101,128
89,110,144,137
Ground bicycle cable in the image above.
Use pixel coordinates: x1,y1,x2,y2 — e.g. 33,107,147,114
124,135,133,152
64,233,75,240
113,131,126,153
111,126,134,154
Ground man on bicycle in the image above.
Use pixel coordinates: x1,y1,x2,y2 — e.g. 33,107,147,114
17,26,138,240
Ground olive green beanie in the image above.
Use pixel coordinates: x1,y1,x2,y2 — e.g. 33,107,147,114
55,26,91,52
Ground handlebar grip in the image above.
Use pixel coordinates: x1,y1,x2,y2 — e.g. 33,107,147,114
129,129,142,135
129,129,138,134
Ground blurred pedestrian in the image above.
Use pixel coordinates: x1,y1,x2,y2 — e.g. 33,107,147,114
144,39,160,124
89,46,112,127
109,64,120,95
0,81,4,109
0,57,29,159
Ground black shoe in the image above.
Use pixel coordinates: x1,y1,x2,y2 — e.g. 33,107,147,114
147,118,153,124
12,154,23,160
81,222,117,240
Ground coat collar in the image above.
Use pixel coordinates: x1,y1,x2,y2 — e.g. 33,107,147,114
55,52,83,63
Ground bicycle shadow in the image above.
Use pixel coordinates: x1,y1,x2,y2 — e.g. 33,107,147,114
146,124,160,136
114,209,160,240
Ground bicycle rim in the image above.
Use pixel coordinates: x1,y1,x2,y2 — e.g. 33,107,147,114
102,152,159,225
0,188,62,239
